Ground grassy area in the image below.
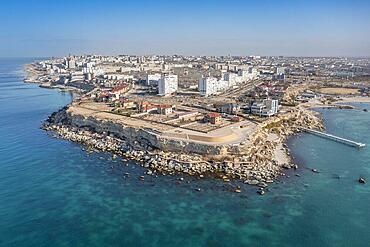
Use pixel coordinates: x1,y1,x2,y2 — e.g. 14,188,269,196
264,120,283,130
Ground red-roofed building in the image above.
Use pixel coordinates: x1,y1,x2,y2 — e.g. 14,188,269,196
205,112,221,124
96,92,110,102
110,84,130,99
113,98,135,109
230,116,241,122
156,105,173,115
138,101,157,113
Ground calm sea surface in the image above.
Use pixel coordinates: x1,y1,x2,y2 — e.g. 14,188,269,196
1,58,370,247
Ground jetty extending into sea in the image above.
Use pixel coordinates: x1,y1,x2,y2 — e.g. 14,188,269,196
302,128,366,148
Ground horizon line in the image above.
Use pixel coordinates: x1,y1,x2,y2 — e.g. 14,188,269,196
1,54,370,59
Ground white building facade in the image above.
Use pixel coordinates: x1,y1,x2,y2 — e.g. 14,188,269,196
251,99,279,117
199,68,258,97
199,77,225,96
158,74,178,96
146,73,162,86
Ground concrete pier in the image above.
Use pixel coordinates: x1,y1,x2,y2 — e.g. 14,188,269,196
302,128,366,148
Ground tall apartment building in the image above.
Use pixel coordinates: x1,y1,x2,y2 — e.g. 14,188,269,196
199,77,218,96
238,67,259,80
276,67,285,75
223,72,239,87
275,67,285,80
199,77,229,97
158,74,178,96
66,58,76,69
146,73,162,86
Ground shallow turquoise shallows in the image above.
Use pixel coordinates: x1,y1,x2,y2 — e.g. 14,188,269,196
1,58,370,247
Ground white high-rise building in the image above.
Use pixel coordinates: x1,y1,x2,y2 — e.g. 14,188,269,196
276,67,285,75
237,69,247,77
199,66,259,97
199,77,218,96
66,58,76,69
199,77,229,96
158,74,178,96
146,73,162,86
223,72,239,87
237,67,259,81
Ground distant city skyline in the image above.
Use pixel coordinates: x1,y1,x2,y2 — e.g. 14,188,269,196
1,0,370,57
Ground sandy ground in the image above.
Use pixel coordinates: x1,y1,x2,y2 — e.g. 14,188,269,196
268,133,290,165
274,143,290,165
301,96,370,109
318,87,360,95
335,96,370,103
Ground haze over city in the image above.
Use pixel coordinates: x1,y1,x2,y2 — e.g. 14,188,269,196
1,0,370,57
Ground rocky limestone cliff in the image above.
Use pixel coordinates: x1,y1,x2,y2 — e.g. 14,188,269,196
45,108,235,155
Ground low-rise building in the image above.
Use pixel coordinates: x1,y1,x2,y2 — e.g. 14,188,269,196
230,116,241,122
157,105,173,115
176,111,198,121
114,98,135,109
110,84,130,99
205,113,221,124
251,99,279,117
138,101,157,113
220,103,240,115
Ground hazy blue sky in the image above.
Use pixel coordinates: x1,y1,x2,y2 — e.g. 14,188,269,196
1,0,370,57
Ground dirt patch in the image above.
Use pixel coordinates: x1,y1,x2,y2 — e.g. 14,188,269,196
318,87,360,95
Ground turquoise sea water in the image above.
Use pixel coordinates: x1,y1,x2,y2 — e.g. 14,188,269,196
1,58,370,247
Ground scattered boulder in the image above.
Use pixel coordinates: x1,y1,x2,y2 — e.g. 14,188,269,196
332,174,341,179
359,177,366,184
257,188,265,195
282,163,291,169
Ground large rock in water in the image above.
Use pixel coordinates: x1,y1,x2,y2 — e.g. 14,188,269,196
359,177,366,184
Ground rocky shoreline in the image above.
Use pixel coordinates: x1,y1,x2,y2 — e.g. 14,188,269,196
42,106,323,188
